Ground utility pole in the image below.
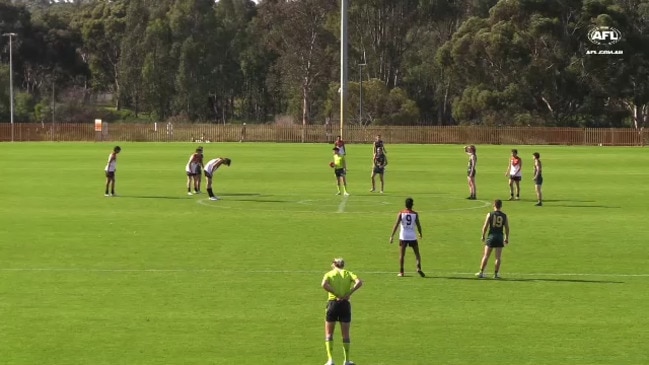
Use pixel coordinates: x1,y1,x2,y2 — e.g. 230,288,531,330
358,59,367,125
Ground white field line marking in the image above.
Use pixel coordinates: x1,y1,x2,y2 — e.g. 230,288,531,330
0,268,647,278
198,196,491,214
336,194,349,213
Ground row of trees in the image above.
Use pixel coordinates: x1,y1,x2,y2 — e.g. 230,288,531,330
0,0,647,128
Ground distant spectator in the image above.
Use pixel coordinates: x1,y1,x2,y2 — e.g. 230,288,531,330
240,123,247,143
166,121,174,141
325,119,333,143
193,133,210,143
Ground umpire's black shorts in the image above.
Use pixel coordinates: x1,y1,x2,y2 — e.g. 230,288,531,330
325,299,352,323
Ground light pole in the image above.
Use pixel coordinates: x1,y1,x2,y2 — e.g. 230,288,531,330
358,61,366,125
3,32,17,142
340,0,348,139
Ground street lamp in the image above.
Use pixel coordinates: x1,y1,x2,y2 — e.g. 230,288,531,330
358,61,366,125
2,32,17,142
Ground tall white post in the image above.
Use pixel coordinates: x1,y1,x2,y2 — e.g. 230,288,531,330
340,0,348,139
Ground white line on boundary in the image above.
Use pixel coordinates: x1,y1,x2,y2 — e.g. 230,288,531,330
0,268,647,277
337,195,349,213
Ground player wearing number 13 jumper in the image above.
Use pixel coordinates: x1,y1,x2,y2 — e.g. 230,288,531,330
389,198,424,277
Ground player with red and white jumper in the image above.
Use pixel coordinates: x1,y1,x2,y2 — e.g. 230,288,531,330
505,149,523,200
104,146,121,197
203,157,232,201
334,135,346,156
389,197,425,277
185,147,204,195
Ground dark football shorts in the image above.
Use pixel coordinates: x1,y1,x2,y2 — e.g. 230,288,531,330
509,175,522,181
335,168,346,177
105,171,115,178
486,235,505,248
534,176,543,186
204,171,213,178
186,171,194,177
399,240,419,248
325,299,352,323
467,169,476,177
373,166,384,174
193,165,202,175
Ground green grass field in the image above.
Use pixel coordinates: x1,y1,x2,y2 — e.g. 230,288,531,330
0,142,647,365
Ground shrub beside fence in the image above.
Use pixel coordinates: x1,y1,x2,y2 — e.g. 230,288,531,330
0,123,646,146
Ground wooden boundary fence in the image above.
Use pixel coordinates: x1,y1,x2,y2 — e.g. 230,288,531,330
0,123,646,146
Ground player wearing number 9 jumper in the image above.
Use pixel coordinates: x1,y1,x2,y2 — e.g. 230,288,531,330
389,197,425,277
476,199,510,279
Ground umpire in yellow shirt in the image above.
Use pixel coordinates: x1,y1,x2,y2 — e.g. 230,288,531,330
321,258,363,365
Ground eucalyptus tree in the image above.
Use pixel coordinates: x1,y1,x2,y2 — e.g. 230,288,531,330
169,0,221,120
76,0,126,109
212,0,258,122
118,0,150,116
257,0,338,126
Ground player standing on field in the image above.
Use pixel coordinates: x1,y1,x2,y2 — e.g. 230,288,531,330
104,146,121,197
505,149,522,200
372,134,386,156
465,145,477,200
370,147,387,193
321,258,363,365
476,199,510,279
532,152,543,206
185,147,204,195
195,146,204,193
332,147,350,196
334,135,346,156
203,157,232,201
389,197,425,277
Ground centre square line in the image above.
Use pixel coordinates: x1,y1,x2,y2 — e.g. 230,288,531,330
337,194,349,213
1,268,647,278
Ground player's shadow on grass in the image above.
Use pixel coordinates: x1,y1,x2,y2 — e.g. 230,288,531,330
544,199,596,203
439,276,623,284
228,198,292,203
396,275,435,279
497,277,623,284
533,199,621,208
122,196,190,200
219,193,292,203
219,193,262,197
551,204,621,209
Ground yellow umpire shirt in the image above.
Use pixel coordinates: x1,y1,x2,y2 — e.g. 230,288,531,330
322,269,358,300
